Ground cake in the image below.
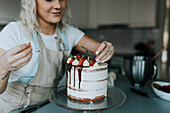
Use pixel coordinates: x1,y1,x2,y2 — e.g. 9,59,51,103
66,54,108,101
67,97,107,110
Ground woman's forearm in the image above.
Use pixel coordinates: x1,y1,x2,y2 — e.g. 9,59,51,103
0,71,9,94
0,48,9,94
74,35,114,62
74,35,101,56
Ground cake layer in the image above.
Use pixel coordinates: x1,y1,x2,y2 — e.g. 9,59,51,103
67,87,107,100
67,98,107,109
68,67,108,81
67,79,107,91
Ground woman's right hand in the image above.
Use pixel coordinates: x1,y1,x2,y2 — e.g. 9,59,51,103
0,43,32,74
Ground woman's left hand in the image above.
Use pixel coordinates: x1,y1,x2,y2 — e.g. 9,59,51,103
95,41,115,63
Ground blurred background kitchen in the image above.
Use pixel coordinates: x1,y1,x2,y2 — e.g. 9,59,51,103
0,0,169,80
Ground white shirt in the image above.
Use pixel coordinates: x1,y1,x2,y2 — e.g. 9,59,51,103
0,21,84,82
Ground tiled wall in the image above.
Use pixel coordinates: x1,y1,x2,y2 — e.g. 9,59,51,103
82,28,162,74
82,28,161,56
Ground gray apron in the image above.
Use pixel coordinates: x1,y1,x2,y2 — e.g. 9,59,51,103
0,30,67,113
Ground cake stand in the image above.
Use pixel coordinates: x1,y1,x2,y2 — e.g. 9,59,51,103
49,86,126,113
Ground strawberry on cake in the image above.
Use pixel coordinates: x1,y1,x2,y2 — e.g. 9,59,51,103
66,54,108,101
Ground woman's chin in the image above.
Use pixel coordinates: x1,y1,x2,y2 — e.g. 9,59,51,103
50,19,61,24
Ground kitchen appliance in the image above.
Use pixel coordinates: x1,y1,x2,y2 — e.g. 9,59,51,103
123,56,157,86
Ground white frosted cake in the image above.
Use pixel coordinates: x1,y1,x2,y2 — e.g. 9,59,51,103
66,54,108,101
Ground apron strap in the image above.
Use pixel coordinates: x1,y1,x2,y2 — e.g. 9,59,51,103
55,28,67,56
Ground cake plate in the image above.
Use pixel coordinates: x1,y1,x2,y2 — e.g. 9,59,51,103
49,86,126,113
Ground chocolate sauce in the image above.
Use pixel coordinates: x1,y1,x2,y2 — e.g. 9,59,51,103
159,86,170,93
67,64,72,85
77,67,83,89
67,64,84,89
154,84,170,93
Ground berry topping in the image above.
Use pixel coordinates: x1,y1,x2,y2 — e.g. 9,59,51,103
89,57,93,61
67,54,99,67
89,60,96,66
79,58,86,66
27,42,31,47
67,56,70,60
78,61,83,66
79,57,86,62
67,56,74,64
83,56,88,59
67,55,74,59
76,54,82,59
69,59,74,64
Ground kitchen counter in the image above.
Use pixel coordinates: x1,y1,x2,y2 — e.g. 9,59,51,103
17,75,170,113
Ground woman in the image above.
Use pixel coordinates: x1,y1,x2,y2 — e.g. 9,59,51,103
0,0,114,112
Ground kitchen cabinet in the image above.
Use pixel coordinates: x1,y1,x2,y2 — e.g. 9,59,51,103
70,0,102,29
129,0,157,27
69,0,98,29
69,0,129,28
70,0,157,28
69,0,89,28
98,0,129,26
0,0,20,24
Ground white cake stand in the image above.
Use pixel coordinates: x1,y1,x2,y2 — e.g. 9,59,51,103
49,86,126,113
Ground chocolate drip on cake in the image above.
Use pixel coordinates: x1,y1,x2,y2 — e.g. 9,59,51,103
67,64,84,89
77,67,83,89
67,64,72,85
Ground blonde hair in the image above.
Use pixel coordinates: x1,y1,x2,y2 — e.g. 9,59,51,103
20,0,71,36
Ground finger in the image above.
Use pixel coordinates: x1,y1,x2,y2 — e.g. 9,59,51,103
100,51,111,62
96,46,109,61
95,41,107,55
10,61,30,71
100,46,115,62
10,52,32,70
12,46,32,62
9,44,28,55
103,50,114,62
96,42,113,61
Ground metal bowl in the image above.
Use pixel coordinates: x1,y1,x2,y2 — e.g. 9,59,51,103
123,56,157,86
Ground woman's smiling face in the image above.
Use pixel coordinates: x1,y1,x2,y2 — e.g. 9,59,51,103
36,0,67,25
